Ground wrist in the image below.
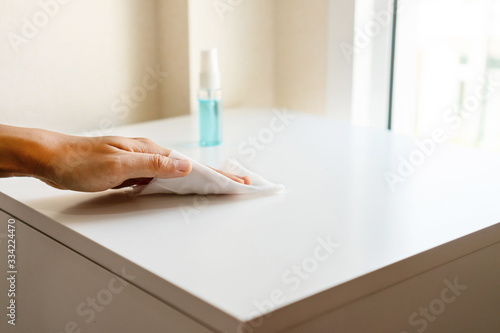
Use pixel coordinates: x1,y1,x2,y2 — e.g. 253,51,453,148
0,125,53,179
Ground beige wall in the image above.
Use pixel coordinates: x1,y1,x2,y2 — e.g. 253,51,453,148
0,0,161,134
157,0,191,118
274,0,329,115
188,0,275,113
0,0,332,133
189,0,330,116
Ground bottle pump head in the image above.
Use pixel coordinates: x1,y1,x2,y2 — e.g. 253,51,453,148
200,48,221,90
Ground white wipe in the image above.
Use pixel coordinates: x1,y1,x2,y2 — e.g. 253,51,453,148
133,150,285,195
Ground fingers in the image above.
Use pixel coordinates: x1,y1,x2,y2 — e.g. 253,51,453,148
219,170,250,184
108,137,191,180
121,153,192,179
112,137,251,186
209,167,251,185
241,176,251,185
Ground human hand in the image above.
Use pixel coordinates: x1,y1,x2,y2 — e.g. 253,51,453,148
0,125,250,192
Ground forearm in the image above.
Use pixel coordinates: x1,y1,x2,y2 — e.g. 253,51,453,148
0,124,51,178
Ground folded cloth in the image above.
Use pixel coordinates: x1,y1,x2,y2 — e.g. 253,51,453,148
133,150,285,195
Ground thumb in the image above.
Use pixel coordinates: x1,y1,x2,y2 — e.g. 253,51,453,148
123,153,192,179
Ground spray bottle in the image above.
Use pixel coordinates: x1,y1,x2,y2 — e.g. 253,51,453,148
198,48,222,146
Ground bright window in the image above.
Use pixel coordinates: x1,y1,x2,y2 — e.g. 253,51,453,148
392,0,500,151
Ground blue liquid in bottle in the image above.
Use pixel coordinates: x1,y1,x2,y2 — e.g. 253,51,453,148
199,98,222,146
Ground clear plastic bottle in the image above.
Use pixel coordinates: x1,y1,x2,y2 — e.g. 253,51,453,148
198,48,222,146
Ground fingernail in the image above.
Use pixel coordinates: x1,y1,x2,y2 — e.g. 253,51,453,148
174,159,191,172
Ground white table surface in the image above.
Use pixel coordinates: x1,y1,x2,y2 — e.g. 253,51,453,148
2,108,500,325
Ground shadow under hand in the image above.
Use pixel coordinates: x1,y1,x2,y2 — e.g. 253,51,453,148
58,189,271,218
